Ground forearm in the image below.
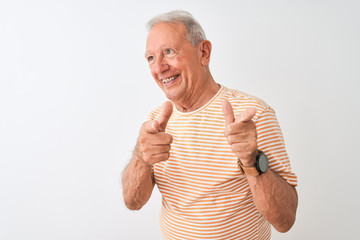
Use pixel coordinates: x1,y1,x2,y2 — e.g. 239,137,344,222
246,169,298,232
122,152,155,210
122,107,173,210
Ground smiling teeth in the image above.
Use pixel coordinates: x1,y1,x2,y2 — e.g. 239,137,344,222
162,75,177,83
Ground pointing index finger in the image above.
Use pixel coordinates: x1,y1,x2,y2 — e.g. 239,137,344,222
236,107,257,122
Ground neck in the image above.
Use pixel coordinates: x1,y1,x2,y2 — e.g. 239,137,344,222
174,75,220,113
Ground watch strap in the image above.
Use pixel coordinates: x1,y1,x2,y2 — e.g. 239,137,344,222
237,158,260,176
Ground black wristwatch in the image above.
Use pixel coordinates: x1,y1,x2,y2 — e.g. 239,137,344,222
238,150,269,176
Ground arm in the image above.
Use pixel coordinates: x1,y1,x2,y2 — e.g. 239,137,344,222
246,168,298,232
222,100,298,232
122,102,173,210
122,144,155,210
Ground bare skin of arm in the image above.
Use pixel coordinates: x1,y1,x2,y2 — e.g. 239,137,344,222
246,169,298,232
222,100,298,232
122,102,173,210
121,148,155,210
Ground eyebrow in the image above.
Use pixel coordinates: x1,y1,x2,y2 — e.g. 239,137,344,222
144,44,178,58
144,49,155,58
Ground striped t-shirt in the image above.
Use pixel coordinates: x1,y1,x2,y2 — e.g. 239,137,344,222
148,85,297,240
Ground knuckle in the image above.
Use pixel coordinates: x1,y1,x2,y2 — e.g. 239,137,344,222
141,145,150,153
223,130,228,137
141,121,151,130
165,133,173,143
161,152,170,161
138,143,145,152
142,153,151,163
231,144,238,152
155,153,168,163
224,124,233,134
227,135,236,144
138,134,147,144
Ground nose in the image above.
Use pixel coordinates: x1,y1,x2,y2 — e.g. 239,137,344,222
152,55,170,75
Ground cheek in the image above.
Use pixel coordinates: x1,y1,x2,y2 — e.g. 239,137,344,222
149,67,158,79
150,69,156,78
167,59,179,70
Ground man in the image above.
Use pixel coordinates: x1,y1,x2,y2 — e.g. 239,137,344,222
122,10,298,239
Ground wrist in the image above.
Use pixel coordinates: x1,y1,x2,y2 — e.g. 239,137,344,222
239,158,256,167
135,155,152,168
133,147,153,168
238,150,258,167
132,143,152,167
237,150,269,176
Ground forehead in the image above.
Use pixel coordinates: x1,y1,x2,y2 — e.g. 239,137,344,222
146,22,189,53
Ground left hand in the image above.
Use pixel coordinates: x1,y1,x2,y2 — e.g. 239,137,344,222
222,100,258,167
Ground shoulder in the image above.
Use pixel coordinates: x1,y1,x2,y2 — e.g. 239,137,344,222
218,86,274,120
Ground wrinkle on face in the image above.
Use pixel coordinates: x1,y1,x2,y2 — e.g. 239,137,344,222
146,22,218,112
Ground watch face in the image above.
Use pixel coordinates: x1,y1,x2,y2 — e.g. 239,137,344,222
258,154,269,172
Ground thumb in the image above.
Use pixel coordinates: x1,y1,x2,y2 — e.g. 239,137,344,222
222,100,235,125
157,101,173,132
236,107,257,122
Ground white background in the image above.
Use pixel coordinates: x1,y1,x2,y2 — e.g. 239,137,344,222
1,0,359,239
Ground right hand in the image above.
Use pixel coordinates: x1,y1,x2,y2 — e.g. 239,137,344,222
135,101,173,166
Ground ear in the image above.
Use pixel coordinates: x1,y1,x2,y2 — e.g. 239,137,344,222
198,40,212,66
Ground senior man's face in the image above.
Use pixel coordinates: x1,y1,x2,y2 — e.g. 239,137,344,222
145,22,205,104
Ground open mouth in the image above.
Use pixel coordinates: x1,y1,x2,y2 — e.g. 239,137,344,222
162,74,179,84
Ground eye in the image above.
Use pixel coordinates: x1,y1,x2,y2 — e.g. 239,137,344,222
165,48,174,55
147,55,154,63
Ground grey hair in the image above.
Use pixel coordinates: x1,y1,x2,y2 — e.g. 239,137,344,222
146,10,207,46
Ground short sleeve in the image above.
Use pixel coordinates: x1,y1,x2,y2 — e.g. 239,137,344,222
255,109,298,186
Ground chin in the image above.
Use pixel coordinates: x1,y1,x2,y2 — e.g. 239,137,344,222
164,93,177,102
162,87,183,102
